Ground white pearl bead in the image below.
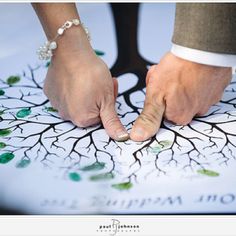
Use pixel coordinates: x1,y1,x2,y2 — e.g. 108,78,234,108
73,19,80,25
57,28,64,35
42,46,47,52
49,41,57,50
48,51,53,57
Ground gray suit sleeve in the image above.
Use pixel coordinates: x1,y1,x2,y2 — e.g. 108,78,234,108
172,3,236,54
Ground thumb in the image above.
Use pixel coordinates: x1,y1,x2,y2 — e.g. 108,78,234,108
100,97,129,142
130,77,165,141
113,77,118,99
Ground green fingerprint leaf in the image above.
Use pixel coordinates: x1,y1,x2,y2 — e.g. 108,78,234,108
7,76,21,85
149,140,172,154
112,182,133,191
0,153,15,164
16,108,31,118
149,146,161,154
16,159,31,168
159,140,172,148
197,169,220,177
89,172,114,181
0,90,5,96
0,142,6,149
69,172,81,182
81,162,105,171
44,107,58,112
94,49,105,56
0,129,12,137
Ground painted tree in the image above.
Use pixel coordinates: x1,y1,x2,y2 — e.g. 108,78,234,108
0,4,236,191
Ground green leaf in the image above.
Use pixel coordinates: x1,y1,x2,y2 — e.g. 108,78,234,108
0,90,5,96
7,76,21,85
69,172,81,182
16,159,31,168
44,106,58,112
197,169,220,177
81,162,105,171
0,129,12,137
149,139,172,154
159,140,172,148
94,49,105,56
16,108,31,118
149,146,161,154
0,153,15,164
89,172,114,181
112,182,133,191
0,142,6,149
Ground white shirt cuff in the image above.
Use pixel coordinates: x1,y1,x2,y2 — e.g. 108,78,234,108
171,44,236,68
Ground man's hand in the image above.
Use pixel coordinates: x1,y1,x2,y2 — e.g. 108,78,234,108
43,28,128,141
130,52,232,142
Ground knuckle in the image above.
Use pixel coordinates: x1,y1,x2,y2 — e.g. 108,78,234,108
213,95,223,104
166,113,192,126
71,114,88,127
165,107,181,121
58,110,67,120
165,112,174,123
94,61,110,79
73,114,99,128
178,116,192,125
174,118,190,126
197,107,210,116
198,109,208,116
74,119,88,128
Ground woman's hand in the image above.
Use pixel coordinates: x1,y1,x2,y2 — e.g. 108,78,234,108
44,27,128,141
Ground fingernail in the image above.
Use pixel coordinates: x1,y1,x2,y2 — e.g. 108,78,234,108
116,130,129,142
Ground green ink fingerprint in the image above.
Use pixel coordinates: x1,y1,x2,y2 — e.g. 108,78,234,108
45,106,58,112
45,61,51,67
81,162,105,171
149,139,172,154
7,76,21,85
149,146,161,154
111,182,133,191
0,129,12,137
89,172,114,181
16,108,31,118
94,50,105,56
0,90,5,96
0,142,6,149
69,172,81,182
0,153,15,164
197,169,220,177
159,140,172,147
0,110,4,115
16,159,31,168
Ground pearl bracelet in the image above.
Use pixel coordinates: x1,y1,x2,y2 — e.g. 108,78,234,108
37,19,90,60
